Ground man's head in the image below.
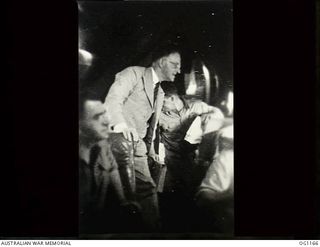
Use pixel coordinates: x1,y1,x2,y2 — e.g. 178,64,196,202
152,44,181,82
161,81,181,112
79,85,109,144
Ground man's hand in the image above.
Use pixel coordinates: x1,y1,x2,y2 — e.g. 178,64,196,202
122,127,139,142
112,122,139,141
153,154,161,163
148,143,165,164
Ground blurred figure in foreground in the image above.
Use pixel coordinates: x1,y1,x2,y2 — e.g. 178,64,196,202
79,86,139,234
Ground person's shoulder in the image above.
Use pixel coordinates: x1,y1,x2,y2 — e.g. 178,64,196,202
183,97,224,118
182,97,207,109
186,98,203,106
118,66,147,78
122,66,147,73
181,96,197,106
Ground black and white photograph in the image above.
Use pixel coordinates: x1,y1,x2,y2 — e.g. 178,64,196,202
2,0,319,241
79,0,233,238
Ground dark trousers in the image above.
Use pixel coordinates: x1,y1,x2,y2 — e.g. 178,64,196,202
109,133,160,232
134,141,160,232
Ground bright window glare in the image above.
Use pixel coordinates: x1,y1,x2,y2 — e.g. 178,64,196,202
202,64,210,81
79,49,93,66
186,80,197,95
227,91,233,115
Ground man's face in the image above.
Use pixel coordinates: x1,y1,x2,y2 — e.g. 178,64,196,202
79,100,109,142
162,95,176,112
160,52,181,82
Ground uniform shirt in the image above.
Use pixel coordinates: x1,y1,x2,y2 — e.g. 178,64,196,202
79,140,120,217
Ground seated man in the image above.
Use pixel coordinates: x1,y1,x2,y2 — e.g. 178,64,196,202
79,86,139,234
154,82,225,231
158,81,224,194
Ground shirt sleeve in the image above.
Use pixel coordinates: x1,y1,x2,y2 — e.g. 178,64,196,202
196,103,225,134
190,101,224,119
198,149,234,195
104,67,140,127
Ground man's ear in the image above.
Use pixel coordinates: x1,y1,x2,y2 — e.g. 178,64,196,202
159,57,166,68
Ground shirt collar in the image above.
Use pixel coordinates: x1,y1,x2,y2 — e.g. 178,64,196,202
151,67,160,85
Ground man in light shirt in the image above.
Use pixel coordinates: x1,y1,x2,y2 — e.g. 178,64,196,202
104,44,181,231
158,81,225,194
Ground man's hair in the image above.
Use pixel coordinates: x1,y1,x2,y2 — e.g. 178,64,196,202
79,80,107,119
161,81,178,97
151,43,181,63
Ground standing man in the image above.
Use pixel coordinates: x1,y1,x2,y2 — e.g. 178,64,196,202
104,45,181,231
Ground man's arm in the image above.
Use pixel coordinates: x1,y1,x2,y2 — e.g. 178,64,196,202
191,101,224,119
104,67,139,141
196,149,234,202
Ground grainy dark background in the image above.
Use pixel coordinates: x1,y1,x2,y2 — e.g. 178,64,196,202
78,1,232,83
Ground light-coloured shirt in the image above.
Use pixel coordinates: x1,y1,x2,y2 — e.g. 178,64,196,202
197,149,234,200
196,125,234,200
151,67,160,87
